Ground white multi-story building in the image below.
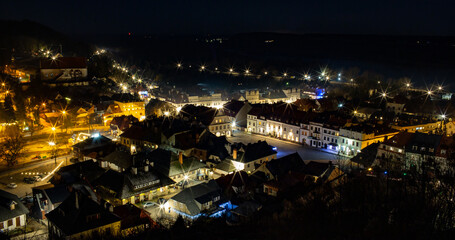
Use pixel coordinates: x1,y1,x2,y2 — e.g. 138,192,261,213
339,125,399,157
209,110,233,137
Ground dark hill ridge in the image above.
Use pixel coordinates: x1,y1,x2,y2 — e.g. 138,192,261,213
0,19,92,57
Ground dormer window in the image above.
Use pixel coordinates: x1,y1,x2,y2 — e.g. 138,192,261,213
10,201,16,210
429,148,434,153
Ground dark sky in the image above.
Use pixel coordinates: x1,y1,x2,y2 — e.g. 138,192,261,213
1,0,454,35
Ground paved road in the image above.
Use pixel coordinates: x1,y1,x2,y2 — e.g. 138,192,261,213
0,156,71,197
230,131,339,162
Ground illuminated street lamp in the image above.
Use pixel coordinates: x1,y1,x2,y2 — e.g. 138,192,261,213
245,69,250,74
264,71,268,75
51,127,56,132
283,72,287,77
164,111,170,116
177,63,182,68
427,90,433,95
62,110,66,115
48,141,55,146
200,65,206,71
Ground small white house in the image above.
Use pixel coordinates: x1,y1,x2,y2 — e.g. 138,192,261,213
0,190,29,232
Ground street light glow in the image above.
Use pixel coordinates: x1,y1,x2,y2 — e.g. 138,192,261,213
48,141,55,146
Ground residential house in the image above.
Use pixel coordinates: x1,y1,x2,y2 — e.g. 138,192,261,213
151,149,209,183
167,180,232,220
226,141,277,173
0,190,29,232
72,135,115,161
223,100,252,131
404,133,449,174
255,152,305,180
46,191,121,239
32,184,70,220
263,171,308,197
208,109,233,137
110,115,138,137
51,160,106,186
375,132,414,170
113,204,157,236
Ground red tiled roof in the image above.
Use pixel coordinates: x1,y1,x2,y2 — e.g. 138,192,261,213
40,57,87,69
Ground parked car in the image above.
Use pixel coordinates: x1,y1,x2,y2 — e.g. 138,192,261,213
20,196,34,204
23,177,36,184
32,176,42,182
7,183,17,189
142,201,156,208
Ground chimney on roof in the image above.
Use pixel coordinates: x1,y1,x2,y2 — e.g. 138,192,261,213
179,152,183,164
233,149,237,160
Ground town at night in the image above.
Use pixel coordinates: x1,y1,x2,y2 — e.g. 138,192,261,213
1,1,455,239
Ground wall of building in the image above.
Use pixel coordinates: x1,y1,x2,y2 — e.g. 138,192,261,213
0,214,26,231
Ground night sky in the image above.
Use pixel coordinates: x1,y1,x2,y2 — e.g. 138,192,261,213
1,0,454,35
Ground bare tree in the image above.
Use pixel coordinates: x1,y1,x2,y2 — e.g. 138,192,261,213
0,126,25,166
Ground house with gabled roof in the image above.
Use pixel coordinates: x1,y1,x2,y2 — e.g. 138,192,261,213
0,190,29,232
226,141,277,173
32,184,70,220
167,180,232,220
46,191,121,239
254,152,305,180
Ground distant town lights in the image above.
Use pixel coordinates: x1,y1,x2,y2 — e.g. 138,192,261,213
164,111,170,116
48,141,55,146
